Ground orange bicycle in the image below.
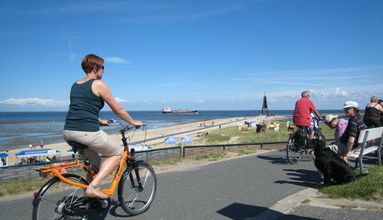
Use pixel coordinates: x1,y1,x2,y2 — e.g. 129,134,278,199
32,125,157,220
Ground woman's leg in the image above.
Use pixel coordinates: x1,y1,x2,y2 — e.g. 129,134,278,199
79,130,123,198
86,154,121,198
88,131,123,187
90,154,121,186
83,148,101,182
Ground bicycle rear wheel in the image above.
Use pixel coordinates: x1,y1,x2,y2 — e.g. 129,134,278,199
118,161,157,216
32,174,89,220
286,137,304,164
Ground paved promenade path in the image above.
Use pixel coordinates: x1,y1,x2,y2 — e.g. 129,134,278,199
0,150,337,220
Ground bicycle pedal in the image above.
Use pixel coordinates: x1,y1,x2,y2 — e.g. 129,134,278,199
98,198,110,209
89,198,110,211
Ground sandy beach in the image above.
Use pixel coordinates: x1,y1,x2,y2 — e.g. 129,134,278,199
4,115,286,165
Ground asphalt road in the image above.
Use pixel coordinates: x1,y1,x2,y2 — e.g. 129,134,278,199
0,150,321,220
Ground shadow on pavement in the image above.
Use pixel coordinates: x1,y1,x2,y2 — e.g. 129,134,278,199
217,202,267,219
257,152,313,165
108,201,131,218
257,153,290,164
89,200,130,219
87,209,109,220
275,168,321,188
217,202,319,220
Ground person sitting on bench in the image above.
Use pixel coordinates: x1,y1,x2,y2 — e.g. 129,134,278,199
338,101,367,162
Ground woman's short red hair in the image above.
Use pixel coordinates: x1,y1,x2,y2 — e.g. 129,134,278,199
81,54,104,74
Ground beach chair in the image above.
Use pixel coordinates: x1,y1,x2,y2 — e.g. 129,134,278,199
274,124,280,132
164,136,177,145
180,136,192,145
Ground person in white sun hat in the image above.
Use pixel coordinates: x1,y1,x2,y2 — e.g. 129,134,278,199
337,101,367,162
324,114,348,147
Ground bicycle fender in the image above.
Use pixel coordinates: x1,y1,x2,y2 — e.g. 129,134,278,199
32,176,59,206
32,174,87,206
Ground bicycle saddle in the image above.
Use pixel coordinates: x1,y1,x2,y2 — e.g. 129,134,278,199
66,141,88,150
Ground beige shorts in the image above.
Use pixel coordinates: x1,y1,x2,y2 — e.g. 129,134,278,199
63,130,123,167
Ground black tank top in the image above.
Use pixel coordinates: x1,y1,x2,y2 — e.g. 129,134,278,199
64,79,104,131
363,103,382,127
364,104,380,119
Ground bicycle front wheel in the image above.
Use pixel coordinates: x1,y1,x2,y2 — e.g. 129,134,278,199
32,174,89,220
118,161,157,216
286,138,304,164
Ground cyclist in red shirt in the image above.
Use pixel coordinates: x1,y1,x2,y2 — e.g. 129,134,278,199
293,91,322,139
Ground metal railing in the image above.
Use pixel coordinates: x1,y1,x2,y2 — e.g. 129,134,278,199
0,140,294,181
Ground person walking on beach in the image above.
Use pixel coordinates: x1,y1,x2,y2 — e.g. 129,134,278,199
293,91,322,140
63,54,142,199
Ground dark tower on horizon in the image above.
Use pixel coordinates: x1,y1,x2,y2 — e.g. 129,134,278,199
261,93,269,116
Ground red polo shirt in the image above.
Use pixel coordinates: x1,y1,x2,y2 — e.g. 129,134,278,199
293,98,318,126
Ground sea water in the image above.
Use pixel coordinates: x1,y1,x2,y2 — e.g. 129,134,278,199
0,110,344,151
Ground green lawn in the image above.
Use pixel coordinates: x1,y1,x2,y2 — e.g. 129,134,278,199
195,122,335,145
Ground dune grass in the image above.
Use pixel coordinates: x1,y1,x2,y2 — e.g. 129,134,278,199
198,122,334,145
0,177,47,197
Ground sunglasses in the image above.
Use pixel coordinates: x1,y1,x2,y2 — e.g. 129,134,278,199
101,65,104,70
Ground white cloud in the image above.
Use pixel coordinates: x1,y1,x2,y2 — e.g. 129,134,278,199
115,97,128,103
334,88,348,96
194,99,206,103
244,66,382,88
105,56,130,64
0,98,68,106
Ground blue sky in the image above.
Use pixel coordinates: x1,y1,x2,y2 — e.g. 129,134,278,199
0,0,382,111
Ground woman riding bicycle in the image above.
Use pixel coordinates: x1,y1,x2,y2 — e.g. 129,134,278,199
63,54,143,199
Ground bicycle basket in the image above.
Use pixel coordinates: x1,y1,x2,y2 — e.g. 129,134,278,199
295,127,308,149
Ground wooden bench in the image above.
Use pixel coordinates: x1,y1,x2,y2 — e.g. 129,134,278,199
347,127,383,174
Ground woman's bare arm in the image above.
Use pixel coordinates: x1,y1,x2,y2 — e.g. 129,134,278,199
93,80,142,127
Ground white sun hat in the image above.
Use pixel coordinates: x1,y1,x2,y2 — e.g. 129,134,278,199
324,114,338,123
343,101,359,109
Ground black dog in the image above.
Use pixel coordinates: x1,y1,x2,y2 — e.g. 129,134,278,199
310,139,357,186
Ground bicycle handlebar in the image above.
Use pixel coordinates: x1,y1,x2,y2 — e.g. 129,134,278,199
106,119,145,133
312,116,324,122
120,124,146,134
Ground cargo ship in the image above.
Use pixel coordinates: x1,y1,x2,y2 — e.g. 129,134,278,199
161,107,198,114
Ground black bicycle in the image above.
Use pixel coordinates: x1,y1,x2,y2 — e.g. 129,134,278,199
286,117,324,164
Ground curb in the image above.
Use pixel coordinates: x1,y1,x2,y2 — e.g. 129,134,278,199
246,188,317,220
247,187,383,220
303,193,383,211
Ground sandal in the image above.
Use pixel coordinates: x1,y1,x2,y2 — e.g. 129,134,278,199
85,183,108,199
